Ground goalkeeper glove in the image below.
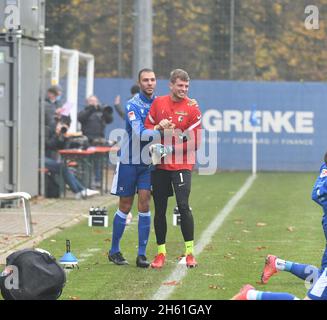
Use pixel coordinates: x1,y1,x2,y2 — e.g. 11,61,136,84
149,144,174,165
178,131,191,142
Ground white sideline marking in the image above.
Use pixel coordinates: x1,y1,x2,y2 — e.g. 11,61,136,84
151,174,257,300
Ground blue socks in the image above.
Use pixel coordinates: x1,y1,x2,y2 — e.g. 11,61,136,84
138,212,151,256
110,210,127,255
277,258,320,282
110,210,151,257
109,210,151,256
260,292,298,300
288,262,319,281
247,288,299,300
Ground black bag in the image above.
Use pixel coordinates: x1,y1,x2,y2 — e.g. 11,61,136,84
45,171,60,198
0,249,66,300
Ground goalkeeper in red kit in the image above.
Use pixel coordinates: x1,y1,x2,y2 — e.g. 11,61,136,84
144,69,202,269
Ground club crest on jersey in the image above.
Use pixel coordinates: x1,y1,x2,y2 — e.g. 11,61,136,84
178,116,184,122
320,169,327,178
128,111,136,121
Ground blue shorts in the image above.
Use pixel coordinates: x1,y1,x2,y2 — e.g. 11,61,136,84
307,268,327,300
111,162,151,197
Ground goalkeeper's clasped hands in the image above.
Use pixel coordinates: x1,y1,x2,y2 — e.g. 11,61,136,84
150,119,176,165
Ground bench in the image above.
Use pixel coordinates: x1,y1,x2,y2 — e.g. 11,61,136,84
0,192,33,236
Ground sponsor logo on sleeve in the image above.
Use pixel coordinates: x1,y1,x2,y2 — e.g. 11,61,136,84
128,111,136,121
320,169,327,178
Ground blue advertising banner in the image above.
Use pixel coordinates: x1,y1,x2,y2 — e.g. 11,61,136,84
85,78,327,173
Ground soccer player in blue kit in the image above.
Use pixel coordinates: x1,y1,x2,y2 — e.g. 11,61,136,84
232,152,327,300
108,68,173,268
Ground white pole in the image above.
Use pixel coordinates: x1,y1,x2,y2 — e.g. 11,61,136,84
51,45,61,85
67,51,79,133
17,32,22,192
252,130,257,175
85,58,94,98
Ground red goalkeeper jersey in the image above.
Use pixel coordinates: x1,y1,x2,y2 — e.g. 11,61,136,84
144,95,202,171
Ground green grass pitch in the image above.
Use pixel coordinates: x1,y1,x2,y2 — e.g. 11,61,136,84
5,172,325,300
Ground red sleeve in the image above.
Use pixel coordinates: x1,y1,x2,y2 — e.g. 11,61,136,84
145,99,158,129
174,105,202,154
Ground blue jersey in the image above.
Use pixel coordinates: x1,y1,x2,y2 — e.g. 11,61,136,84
119,92,158,165
312,163,327,209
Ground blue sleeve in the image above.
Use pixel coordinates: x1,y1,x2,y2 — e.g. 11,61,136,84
126,103,160,141
312,175,327,206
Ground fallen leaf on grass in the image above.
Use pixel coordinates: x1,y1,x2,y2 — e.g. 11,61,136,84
209,285,226,290
224,253,235,260
256,246,267,251
69,296,80,300
93,230,105,234
287,226,295,232
234,219,244,225
103,238,111,242
162,281,180,286
242,229,251,233
50,239,57,243
256,222,267,227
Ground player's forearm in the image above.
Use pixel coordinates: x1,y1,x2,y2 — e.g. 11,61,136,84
141,128,161,141
132,121,161,141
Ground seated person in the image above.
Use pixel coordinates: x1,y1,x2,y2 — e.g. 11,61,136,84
78,95,114,188
45,120,99,199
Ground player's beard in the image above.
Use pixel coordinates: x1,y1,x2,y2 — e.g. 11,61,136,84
142,87,154,98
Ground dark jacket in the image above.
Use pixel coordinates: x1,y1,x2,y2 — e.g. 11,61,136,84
77,105,113,143
45,128,67,159
44,98,58,138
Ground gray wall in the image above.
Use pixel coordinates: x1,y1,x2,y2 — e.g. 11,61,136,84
0,36,41,196
0,42,11,193
17,39,40,195
0,0,44,196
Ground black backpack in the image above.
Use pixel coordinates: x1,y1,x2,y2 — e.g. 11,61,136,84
0,249,66,300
